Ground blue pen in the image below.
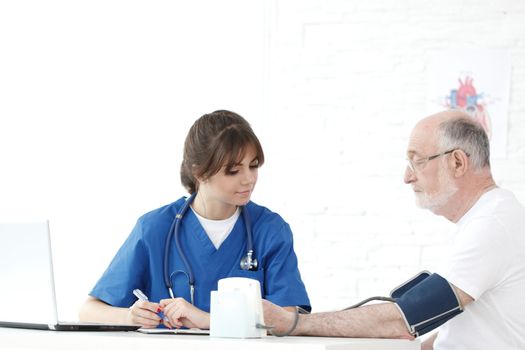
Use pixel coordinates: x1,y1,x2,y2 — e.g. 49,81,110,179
133,289,166,320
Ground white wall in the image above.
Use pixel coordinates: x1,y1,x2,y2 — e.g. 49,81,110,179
0,0,265,320
1,0,524,320
258,0,525,311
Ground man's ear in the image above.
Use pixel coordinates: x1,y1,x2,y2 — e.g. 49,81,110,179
451,149,469,178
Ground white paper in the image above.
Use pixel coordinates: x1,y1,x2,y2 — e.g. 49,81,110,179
137,327,210,335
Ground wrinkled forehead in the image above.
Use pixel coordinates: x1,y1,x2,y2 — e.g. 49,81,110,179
406,121,440,158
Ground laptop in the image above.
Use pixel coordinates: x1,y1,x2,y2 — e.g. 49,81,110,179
0,221,140,331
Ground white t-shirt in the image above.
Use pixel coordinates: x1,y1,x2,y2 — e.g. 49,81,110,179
191,207,240,249
434,188,525,350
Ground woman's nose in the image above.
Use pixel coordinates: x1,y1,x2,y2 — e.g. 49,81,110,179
242,169,257,184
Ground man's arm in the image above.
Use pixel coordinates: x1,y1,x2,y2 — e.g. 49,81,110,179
262,280,474,339
263,300,413,339
452,283,474,307
421,332,438,350
418,285,473,349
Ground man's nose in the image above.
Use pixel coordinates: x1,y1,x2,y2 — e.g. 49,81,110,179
404,166,416,184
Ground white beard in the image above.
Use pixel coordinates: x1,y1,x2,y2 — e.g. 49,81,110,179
415,165,458,212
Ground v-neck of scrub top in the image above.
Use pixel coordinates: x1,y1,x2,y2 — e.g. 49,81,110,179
190,206,240,250
180,207,246,269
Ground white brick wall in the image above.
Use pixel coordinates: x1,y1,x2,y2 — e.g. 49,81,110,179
1,0,524,320
253,0,525,312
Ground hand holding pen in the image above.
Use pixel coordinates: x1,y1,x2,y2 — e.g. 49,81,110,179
132,289,209,330
131,289,171,328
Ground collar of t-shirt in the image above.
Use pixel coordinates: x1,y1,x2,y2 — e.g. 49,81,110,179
190,207,241,249
457,187,503,227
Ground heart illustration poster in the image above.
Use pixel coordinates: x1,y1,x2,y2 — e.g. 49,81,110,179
427,49,511,159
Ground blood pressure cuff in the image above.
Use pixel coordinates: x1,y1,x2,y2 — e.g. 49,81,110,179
390,271,463,337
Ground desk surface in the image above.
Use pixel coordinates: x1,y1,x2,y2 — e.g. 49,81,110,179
0,327,419,350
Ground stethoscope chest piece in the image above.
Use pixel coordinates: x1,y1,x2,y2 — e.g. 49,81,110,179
240,249,258,271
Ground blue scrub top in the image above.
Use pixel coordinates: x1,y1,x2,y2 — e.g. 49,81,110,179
90,197,311,313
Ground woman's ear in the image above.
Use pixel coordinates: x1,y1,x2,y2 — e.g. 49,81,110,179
192,166,204,184
195,175,208,187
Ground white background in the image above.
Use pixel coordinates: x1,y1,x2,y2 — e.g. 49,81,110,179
1,0,525,321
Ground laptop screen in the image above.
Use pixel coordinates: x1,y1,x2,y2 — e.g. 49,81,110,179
0,221,59,325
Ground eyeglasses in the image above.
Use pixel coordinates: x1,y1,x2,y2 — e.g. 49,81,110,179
406,149,458,173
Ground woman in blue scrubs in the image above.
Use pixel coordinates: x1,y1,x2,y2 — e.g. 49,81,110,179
79,110,310,329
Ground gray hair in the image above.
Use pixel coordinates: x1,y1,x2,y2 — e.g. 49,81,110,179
438,117,490,170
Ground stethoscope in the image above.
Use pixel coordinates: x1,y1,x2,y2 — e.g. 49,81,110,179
163,192,258,304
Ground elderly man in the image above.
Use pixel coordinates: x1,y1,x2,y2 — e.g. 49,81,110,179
263,110,525,349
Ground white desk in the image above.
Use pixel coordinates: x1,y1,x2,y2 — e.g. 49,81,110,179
0,327,419,350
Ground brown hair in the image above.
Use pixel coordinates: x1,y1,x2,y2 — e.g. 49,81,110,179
180,110,265,194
